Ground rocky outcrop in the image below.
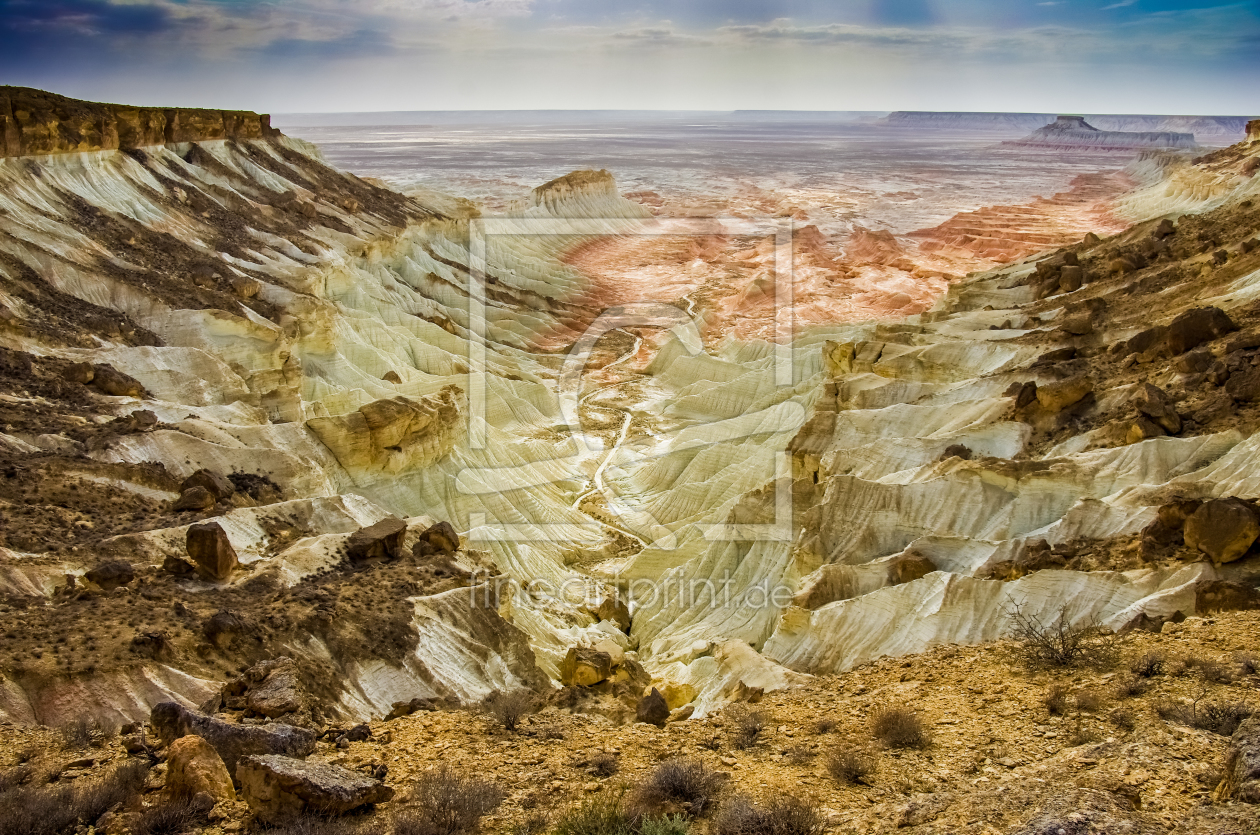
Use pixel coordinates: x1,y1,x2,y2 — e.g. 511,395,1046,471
237,754,393,823
1215,716,1260,803
220,658,306,719
151,702,317,779
0,86,279,157
186,522,239,582
1007,115,1197,150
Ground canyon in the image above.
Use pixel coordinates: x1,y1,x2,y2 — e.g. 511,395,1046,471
0,87,1259,833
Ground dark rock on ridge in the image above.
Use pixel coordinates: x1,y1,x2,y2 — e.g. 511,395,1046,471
151,701,317,780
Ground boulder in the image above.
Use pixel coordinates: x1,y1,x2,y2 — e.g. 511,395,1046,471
1184,499,1260,564
1196,580,1260,613
1082,232,1101,247
85,560,135,591
64,362,95,385
1057,266,1084,293
91,364,146,397
345,516,407,562
636,688,670,727
173,486,216,512
165,735,235,803
229,276,261,299
1174,350,1214,375
1226,367,1260,402
1132,383,1182,433
594,595,632,632
1167,306,1237,355
1153,218,1176,239
237,754,394,823
385,697,440,721
223,658,305,719
1012,381,1038,409
1035,376,1092,412
1213,717,1260,803
181,469,235,501
418,521,460,555
151,702,317,780
1059,311,1092,334
381,370,402,384
560,647,613,687
1126,325,1169,360
186,521,239,581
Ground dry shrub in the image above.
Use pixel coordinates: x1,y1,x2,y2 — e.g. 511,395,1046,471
871,708,930,750
131,801,196,835
481,689,536,732
1109,708,1137,732
512,812,550,835
395,766,506,835
551,793,633,835
812,718,838,735
639,817,691,835
1130,652,1166,678
1067,717,1101,748
268,818,365,835
1074,689,1107,713
1006,603,1114,668
783,745,815,765
729,708,766,750
1156,695,1253,736
0,760,148,835
1235,652,1259,677
632,758,725,818
1043,684,1071,716
1192,658,1235,684
1113,675,1149,699
590,753,620,778
825,749,876,785
712,795,825,835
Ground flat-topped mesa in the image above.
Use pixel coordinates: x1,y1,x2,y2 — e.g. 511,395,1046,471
1007,114,1197,150
531,168,618,207
0,86,281,158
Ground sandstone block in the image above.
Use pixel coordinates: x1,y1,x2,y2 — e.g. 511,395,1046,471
237,754,393,823
165,735,235,803
1035,376,1092,412
85,560,134,591
186,521,239,582
1167,306,1236,355
636,688,670,727
560,647,613,687
181,469,235,501
1184,499,1260,564
345,516,407,562
151,702,317,780
173,486,216,512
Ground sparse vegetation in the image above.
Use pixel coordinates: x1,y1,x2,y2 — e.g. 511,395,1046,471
730,708,767,750
1006,603,1114,668
1074,689,1107,713
551,794,633,835
638,816,690,835
512,812,550,835
783,745,815,765
395,766,506,835
131,801,197,835
1131,652,1167,678
712,795,825,835
590,752,620,778
1156,693,1254,736
870,707,930,749
482,689,536,732
1109,707,1137,731
812,717,838,735
1043,684,1071,716
0,760,148,835
825,749,876,785
633,758,725,818
1113,675,1149,698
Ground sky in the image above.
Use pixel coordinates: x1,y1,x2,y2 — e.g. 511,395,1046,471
1,0,1257,114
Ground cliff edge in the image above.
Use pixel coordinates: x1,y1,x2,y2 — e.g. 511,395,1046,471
0,86,280,157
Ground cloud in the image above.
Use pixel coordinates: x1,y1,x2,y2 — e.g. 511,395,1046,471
1101,0,1138,9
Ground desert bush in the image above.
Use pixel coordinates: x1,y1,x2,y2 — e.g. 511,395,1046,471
1006,604,1113,668
131,801,196,835
269,818,365,835
812,717,838,735
1113,675,1149,699
1131,652,1167,678
870,707,930,750
1235,652,1259,676
633,758,725,818
59,716,94,750
1191,658,1235,684
0,760,147,835
1074,689,1107,713
783,745,815,765
481,689,536,732
825,749,876,785
396,766,506,835
639,816,691,835
552,794,634,835
1067,717,1101,748
1043,684,1071,716
1109,708,1137,732
712,795,825,835
512,812,550,835
1156,695,1253,736
729,708,766,750
590,753,620,778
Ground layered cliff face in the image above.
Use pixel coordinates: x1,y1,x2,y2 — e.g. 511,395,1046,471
1008,115,1198,151
0,86,278,157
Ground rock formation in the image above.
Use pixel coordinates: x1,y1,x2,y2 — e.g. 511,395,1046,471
1007,115,1197,150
